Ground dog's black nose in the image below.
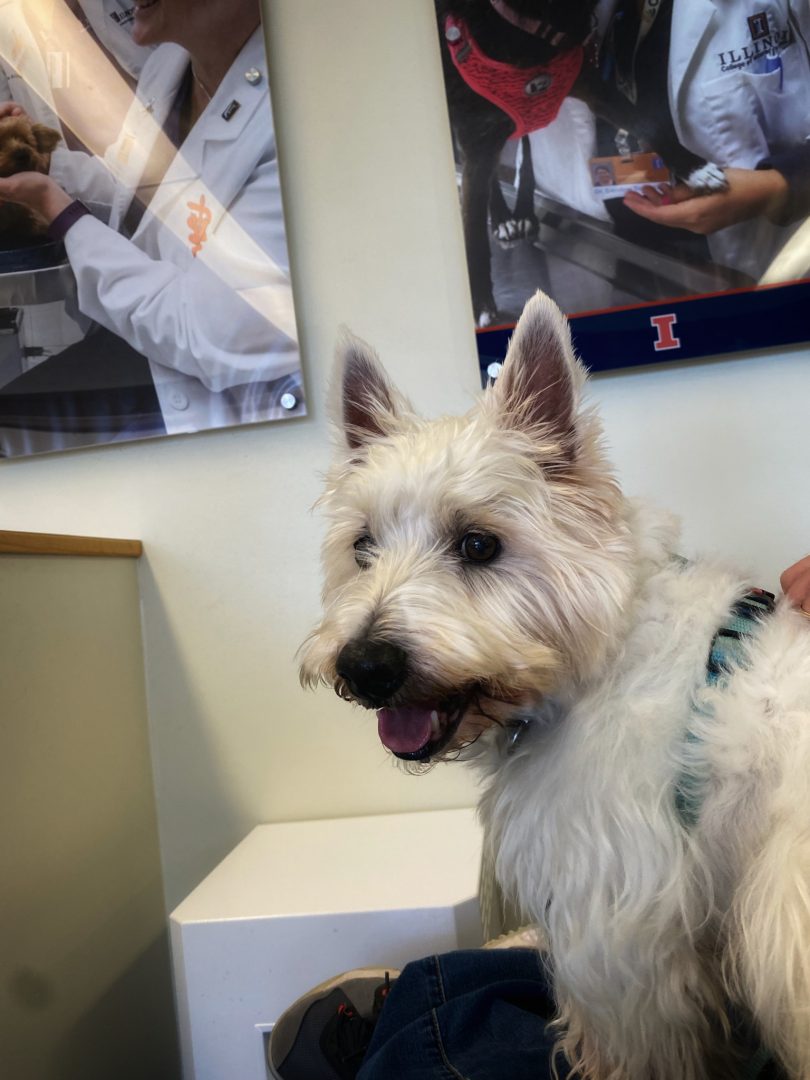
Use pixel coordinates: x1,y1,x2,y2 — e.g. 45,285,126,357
335,639,408,705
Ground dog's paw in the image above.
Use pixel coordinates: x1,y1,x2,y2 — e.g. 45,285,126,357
686,162,728,194
518,215,539,238
495,218,520,243
477,307,499,329
493,217,538,243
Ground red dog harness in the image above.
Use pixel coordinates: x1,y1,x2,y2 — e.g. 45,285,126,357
444,14,584,139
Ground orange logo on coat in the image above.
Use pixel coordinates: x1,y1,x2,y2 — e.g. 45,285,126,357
187,194,212,256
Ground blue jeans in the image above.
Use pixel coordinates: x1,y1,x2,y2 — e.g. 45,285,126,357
357,949,568,1080
357,949,783,1080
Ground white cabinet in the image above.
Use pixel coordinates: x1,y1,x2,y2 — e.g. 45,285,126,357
170,808,484,1080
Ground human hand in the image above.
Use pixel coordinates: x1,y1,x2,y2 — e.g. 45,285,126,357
0,172,72,227
622,167,789,235
781,555,810,617
0,101,29,122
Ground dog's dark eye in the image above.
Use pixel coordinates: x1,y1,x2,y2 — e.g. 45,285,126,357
353,534,374,568
459,531,500,564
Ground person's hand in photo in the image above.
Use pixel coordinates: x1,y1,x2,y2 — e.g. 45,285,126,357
623,168,789,234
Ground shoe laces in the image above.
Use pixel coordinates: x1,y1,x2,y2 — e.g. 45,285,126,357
331,1002,375,1064
321,973,394,1073
372,971,393,1019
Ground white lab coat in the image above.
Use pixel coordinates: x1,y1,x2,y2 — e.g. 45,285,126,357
0,0,148,124
520,98,612,222
0,0,61,129
520,0,619,222
49,27,302,435
669,0,810,278
78,0,152,79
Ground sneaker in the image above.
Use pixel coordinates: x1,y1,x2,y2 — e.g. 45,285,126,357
267,968,398,1080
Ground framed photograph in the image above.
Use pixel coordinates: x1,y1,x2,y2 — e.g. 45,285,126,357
0,0,304,459
434,0,810,380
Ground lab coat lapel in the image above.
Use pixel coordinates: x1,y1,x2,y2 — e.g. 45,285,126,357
140,29,270,244
184,29,270,207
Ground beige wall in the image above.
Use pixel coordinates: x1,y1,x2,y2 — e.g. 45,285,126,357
0,555,178,1079
0,0,809,914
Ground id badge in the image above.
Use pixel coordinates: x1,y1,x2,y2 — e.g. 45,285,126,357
589,152,672,200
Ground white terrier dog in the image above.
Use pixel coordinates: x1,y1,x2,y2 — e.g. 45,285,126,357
300,292,810,1079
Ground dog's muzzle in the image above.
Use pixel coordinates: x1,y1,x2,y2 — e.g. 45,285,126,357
334,636,468,761
335,638,408,707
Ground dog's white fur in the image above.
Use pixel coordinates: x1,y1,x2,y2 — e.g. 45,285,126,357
300,292,810,1079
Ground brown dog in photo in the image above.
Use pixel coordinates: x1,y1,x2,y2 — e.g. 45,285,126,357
0,115,61,249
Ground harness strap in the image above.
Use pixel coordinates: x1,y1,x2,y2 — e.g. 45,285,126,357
675,585,776,830
488,0,580,49
677,583,778,1075
707,589,777,686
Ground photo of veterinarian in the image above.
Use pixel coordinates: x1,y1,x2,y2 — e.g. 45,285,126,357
436,0,810,328
0,0,304,459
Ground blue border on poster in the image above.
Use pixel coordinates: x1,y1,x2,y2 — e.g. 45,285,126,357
476,278,810,382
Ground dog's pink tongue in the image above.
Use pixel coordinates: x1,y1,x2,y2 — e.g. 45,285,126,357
377,706,433,753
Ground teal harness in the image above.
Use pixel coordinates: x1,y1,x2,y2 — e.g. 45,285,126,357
675,584,778,1080
706,589,777,688
675,586,776,829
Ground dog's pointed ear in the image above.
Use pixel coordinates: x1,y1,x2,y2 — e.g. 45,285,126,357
492,291,585,458
332,329,403,450
31,124,61,155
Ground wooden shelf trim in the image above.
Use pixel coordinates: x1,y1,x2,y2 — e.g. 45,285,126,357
0,530,142,558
